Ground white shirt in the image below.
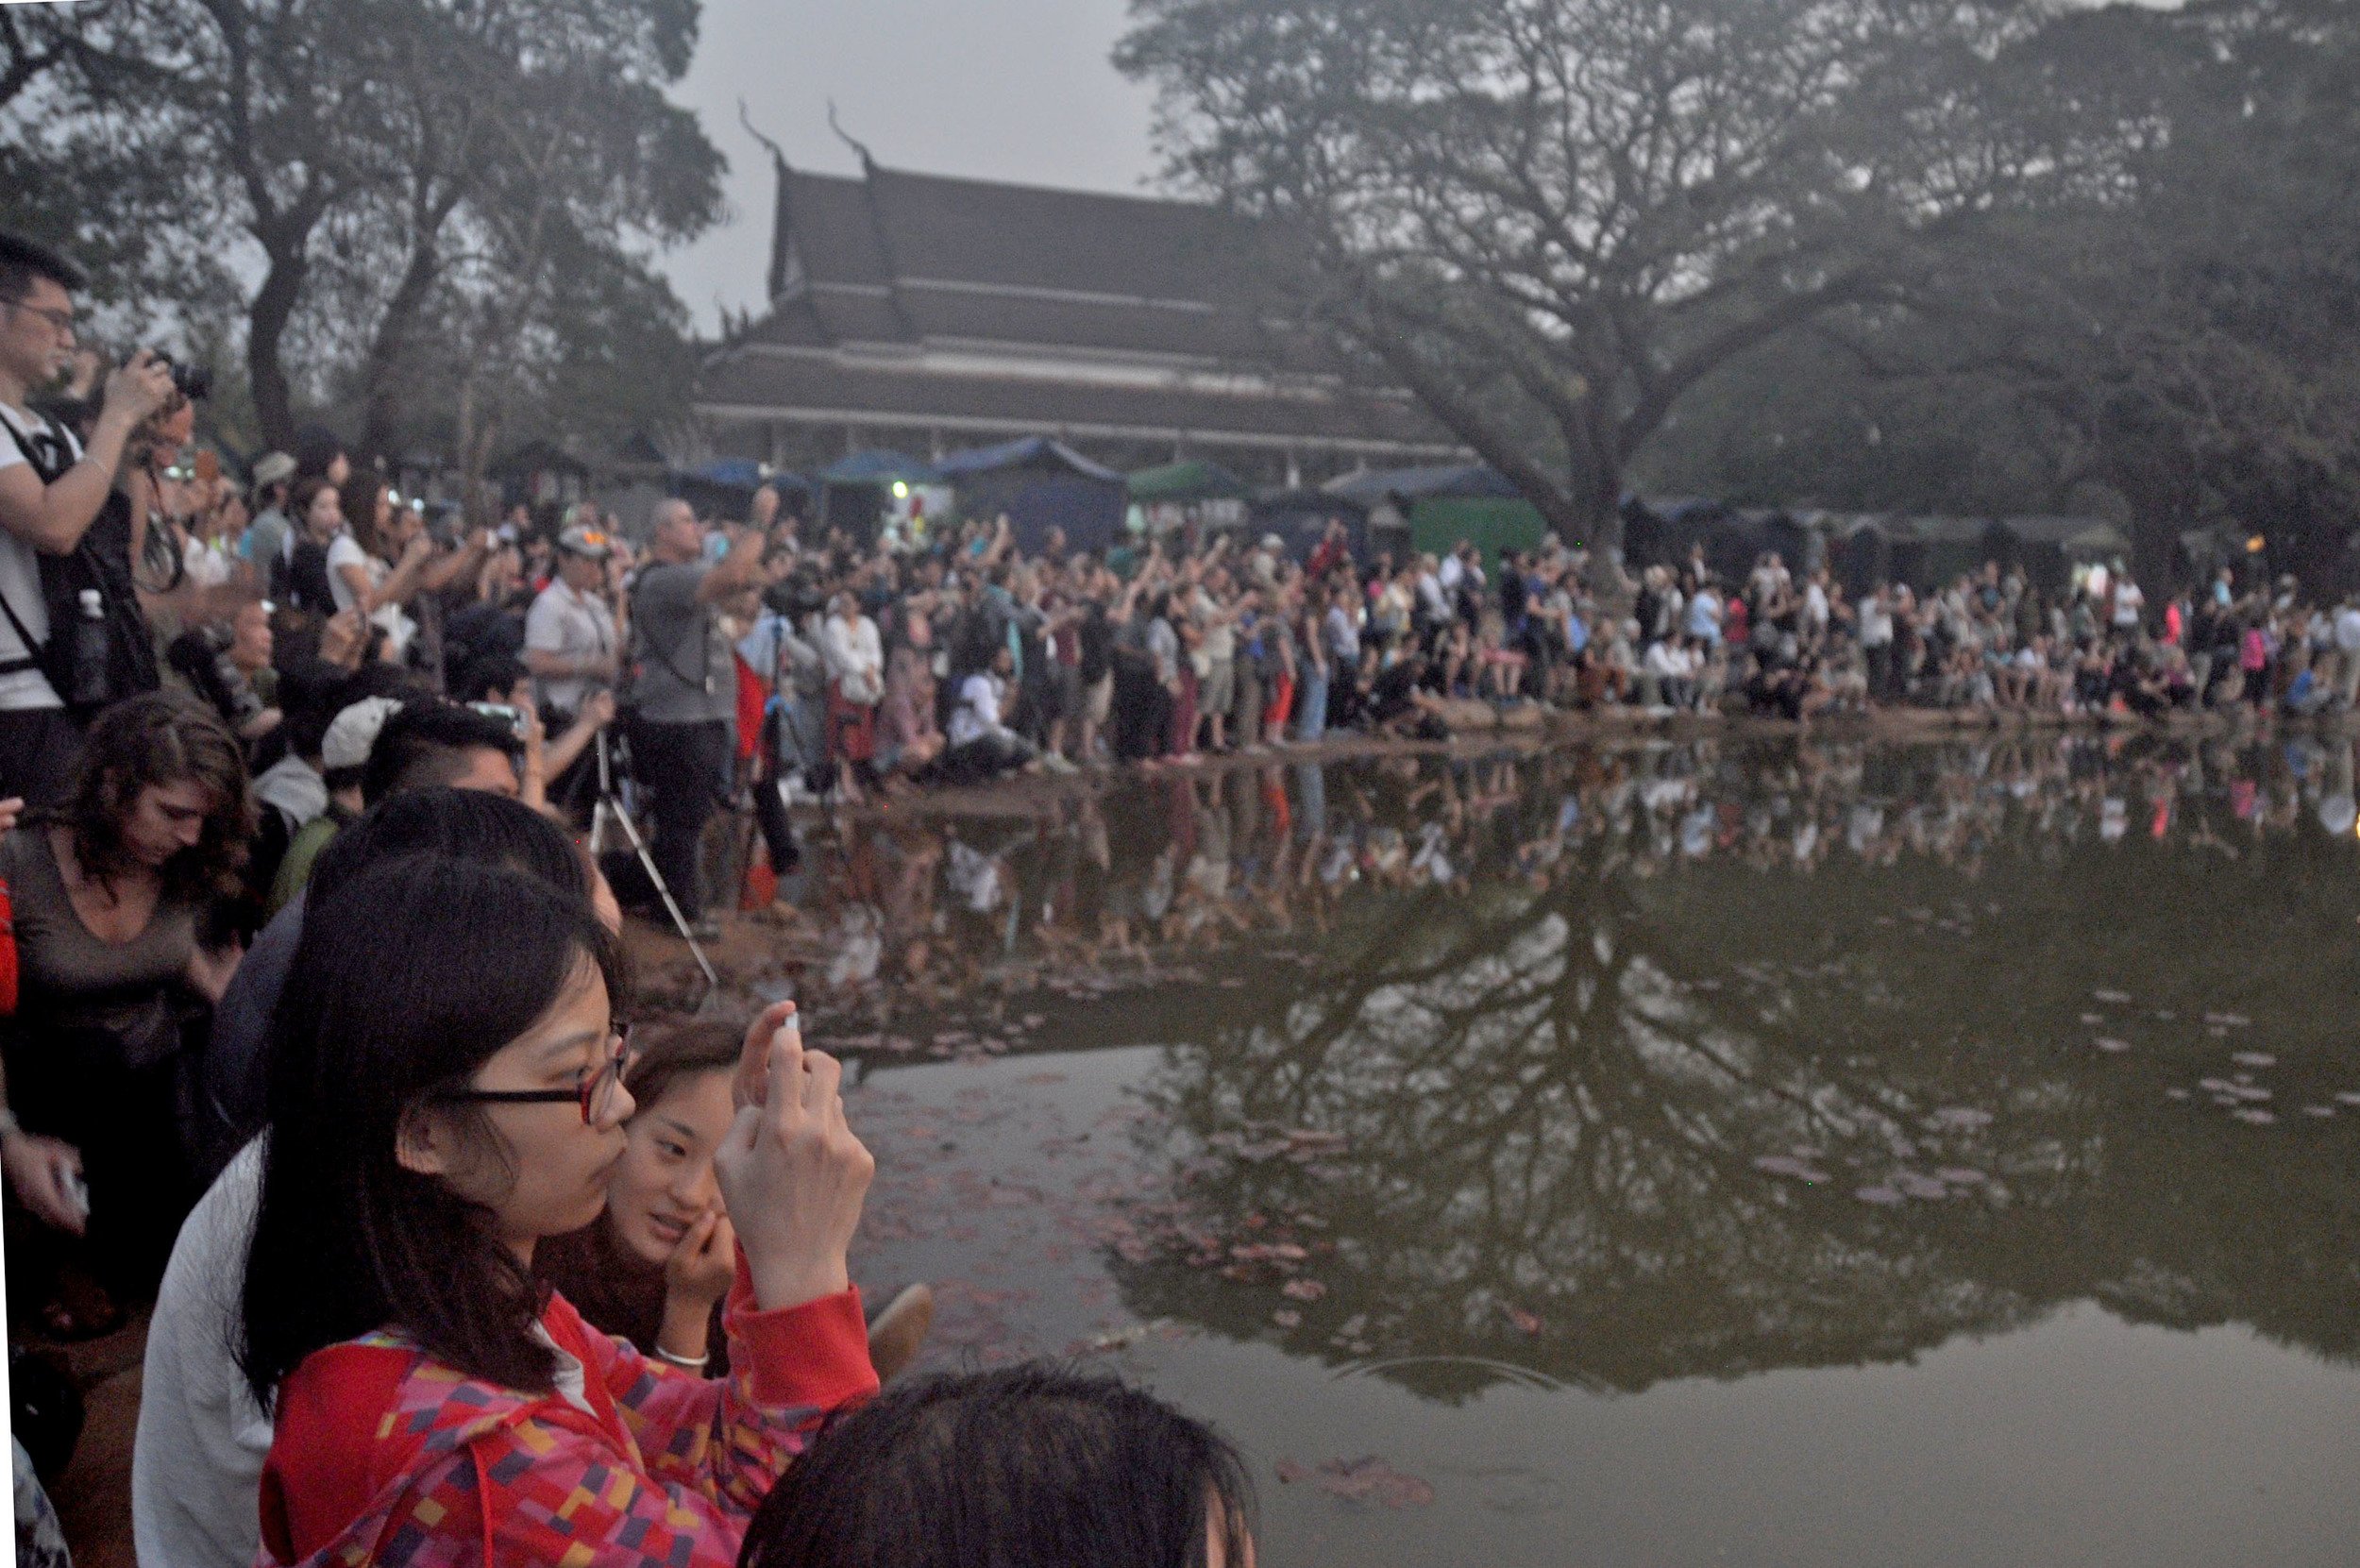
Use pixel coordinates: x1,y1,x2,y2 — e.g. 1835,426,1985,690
0,400,76,712
524,577,617,714
820,612,884,701
328,532,415,658
949,670,1006,748
133,1141,273,1568
2335,607,2360,653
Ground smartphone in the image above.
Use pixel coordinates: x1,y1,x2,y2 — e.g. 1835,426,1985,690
60,1167,90,1228
468,701,529,740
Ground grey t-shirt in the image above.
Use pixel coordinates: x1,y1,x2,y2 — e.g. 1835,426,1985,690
630,561,733,726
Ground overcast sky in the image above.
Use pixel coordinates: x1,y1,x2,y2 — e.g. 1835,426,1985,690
664,0,1160,331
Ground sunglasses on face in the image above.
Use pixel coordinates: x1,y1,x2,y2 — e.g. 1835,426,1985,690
435,1024,635,1125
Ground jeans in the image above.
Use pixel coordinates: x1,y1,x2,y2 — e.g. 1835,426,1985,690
620,717,729,920
1296,669,1329,743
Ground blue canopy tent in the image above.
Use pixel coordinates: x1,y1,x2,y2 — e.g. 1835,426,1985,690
669,459,811,523
935,437,1126,557
818,450,940,546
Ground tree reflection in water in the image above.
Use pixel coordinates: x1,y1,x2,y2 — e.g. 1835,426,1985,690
773,733,2360,1400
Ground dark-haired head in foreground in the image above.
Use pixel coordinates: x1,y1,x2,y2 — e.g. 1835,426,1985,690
739,1364,1256,1568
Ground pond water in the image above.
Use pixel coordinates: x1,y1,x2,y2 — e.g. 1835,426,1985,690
734,733,2360,1566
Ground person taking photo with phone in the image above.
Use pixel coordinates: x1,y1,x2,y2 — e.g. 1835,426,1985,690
239,855,876,1568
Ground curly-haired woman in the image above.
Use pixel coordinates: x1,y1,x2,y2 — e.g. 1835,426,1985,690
0,692,252,1327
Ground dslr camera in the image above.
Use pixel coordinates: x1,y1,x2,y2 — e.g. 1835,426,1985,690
154,350,211,401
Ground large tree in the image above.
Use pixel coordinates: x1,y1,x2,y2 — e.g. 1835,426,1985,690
1117,0,2064,556
3,0,721,467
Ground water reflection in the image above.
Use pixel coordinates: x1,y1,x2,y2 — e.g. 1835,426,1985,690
767,733,2360,1399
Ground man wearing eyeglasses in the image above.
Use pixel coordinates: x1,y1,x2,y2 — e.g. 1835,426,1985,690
0,231,175,804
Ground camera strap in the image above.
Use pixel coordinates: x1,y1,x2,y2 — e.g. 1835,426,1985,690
0,413,70,676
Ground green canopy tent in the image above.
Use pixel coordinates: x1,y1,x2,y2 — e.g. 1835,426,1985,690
1126,460,1252,505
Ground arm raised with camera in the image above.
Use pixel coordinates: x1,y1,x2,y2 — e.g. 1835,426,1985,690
0,350,174,556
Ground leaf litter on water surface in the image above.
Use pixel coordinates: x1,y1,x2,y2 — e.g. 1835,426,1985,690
1266,1456,1435,1509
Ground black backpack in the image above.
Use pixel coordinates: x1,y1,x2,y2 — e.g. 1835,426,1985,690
0,415,160,714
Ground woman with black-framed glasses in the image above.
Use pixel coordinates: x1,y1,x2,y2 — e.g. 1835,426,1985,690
237,855,880,1568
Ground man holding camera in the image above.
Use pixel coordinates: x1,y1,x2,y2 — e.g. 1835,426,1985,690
0,232,176,804
618,497,762,938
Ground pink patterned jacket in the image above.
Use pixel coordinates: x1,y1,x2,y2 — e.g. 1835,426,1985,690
255,1264,874,1568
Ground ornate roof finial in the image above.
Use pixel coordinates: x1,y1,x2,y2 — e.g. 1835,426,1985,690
826,99,878,175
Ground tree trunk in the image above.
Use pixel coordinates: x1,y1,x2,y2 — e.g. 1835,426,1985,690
245,248,307,451
357,234,446,464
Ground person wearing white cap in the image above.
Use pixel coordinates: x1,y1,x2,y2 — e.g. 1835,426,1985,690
264,696,400,913
525,524,620,723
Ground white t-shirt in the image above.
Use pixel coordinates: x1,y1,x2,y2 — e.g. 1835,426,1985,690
324,531,373,615
133,1141,273,1568
949,671,1005,748
525,578,617,715
0,401,76,712
327,531,415,658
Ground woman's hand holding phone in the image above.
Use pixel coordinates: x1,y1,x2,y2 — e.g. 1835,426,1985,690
715,1003,874,1311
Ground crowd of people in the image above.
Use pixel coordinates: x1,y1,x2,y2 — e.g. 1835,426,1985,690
3,207,2352,1567
1,231,1264,1568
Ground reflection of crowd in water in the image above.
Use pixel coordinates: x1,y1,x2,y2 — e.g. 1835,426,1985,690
778,734,2360,1022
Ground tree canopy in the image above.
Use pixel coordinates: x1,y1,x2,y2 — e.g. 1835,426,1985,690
1,0,723,480
1120,0,2360,580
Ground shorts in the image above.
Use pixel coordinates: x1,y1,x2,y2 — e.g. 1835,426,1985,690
1201,657,1236,717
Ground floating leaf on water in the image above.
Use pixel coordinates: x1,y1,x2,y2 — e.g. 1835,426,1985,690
2093,988,2132,1004
2232,1108,2277,1125
1933,1167,1986,1185
1895,1172,1949,1200
2231,1052,2277,1069
1282,1279,1328,1302
2094,1037,2131,1054
1272,1307,1303,1328
2335,1091,2360,1106
1855,1185,1904,1206
2165,1087,2191,1101
1313,1457,1437,1509
2301,1104,2336,1118
2079,1013,2103,1026
1929,1106,1994,1129
2205,1013,2252,1028
1508,1308,1542,1336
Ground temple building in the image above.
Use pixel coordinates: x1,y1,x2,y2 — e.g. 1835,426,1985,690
691,153,1462,486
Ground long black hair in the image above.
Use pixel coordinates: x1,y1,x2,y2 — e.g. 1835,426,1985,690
740,1365,1256,1568
238,854,626,1409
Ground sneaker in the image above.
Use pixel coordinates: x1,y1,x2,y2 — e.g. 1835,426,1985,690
1040,752,1080,775
866,1283,936,1384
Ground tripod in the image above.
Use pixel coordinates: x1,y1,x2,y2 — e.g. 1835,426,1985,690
590,730,718,989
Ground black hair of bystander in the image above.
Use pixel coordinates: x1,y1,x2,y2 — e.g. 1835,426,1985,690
740,1364,1256,1568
